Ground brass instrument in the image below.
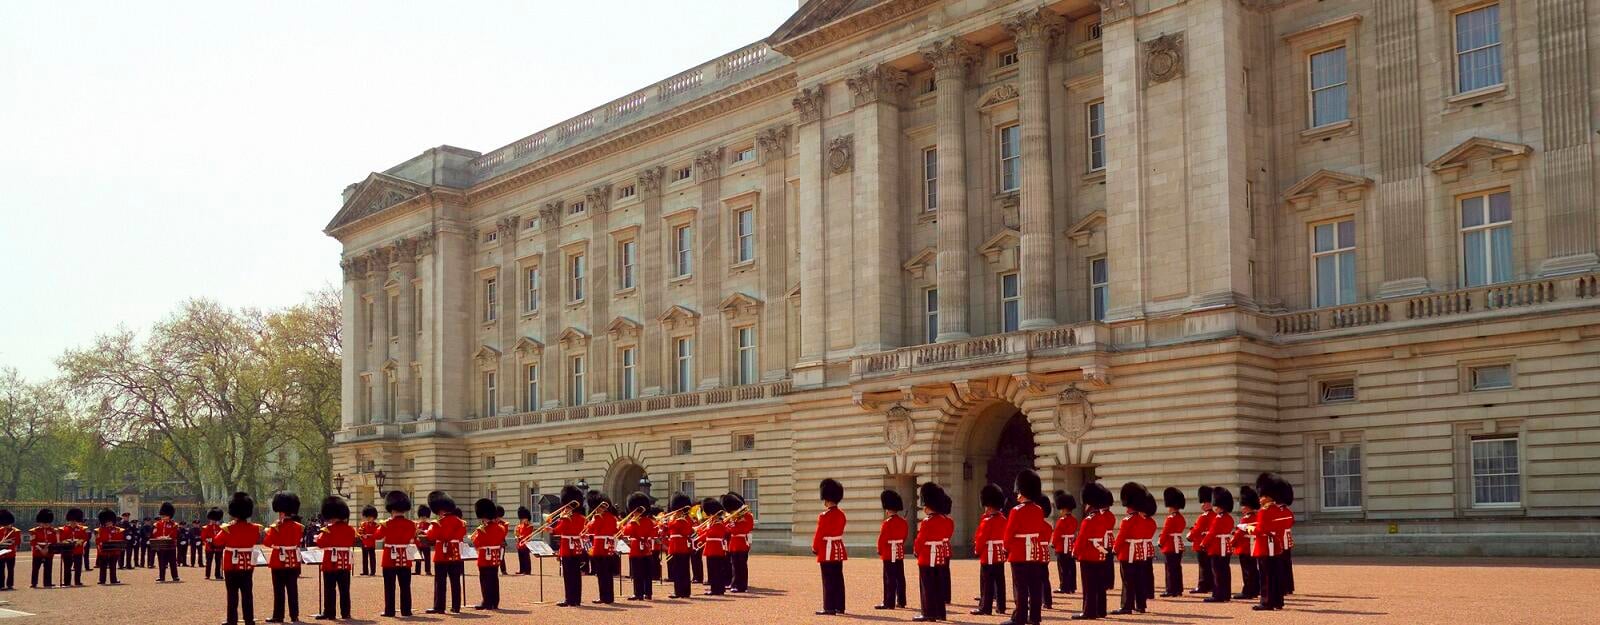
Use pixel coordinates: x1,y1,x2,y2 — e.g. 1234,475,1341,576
611,508,644,540
654,504,694,524
531,500,581,535
725,504,753,522
693,511,729,533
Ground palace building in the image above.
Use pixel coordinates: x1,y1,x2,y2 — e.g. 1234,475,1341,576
326,0,1600,557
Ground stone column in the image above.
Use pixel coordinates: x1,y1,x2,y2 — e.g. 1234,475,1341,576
792,86,828,381
495,217,519,414
1372,0,1429,296
755,127,791,379
1535,0,1598,274
587,185,612,401
367,249,391,423
847,65,908,352
395,238,418,422
1007,9,1064,329
539,202,564,407
921,38,977,342
695,148,725,388
339,256,365,429
637,168,667,395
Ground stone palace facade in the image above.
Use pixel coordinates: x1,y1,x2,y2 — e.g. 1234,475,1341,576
326,0,1600,556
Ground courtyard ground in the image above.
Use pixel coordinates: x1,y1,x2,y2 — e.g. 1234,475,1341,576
0,554,1594,624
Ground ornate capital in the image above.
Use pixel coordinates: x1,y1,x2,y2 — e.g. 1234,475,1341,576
1143,32,1185,85
363,248,389,279
1005,8,1065,55
919,38,978,82
495,215,519,238
755,124,790,158
1098,0,1134,24
340,255,368,282
413,230,435,260
846,64,908,107
538,201,563,228
585,183,612,212
391,236,419,263
827,134,854,175
694,147,724,180
792,86,824,124
638,166,664,193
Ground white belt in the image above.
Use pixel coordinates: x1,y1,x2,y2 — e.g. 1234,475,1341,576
1062,534,1075,551
1169,533,1185,551
886,539,904,561
590,536,615,547
824,536,843,544
984,539,1006,562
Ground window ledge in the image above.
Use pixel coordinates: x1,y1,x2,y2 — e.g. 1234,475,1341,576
481,321,497,330
987,65,1019,82
1445,84,1508,109
1311,509,1364,521
727,159,760,174
918,210,938,224
1081,169,1106,185
565,299,586,310
1462,505,1525,518
1299,119,1356,142
669,274,694,285
614,286,638,298
520,309,540,320
729,260,757,274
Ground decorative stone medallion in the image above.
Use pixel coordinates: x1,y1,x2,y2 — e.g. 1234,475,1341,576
1144,32,1185,85
884,404,914,453
1054,387,1095,443
827,134,854,175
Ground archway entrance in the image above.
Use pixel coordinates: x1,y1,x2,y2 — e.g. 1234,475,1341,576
949,401,1038,553
986,411,1037,503
604,459,646,504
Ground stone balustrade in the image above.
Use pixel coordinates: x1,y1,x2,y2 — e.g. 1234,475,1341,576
850,322,1108,379
1273,272,1599,336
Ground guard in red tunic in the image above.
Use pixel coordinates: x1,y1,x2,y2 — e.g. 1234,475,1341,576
0,509,20,590
60,508,88,586
1035,495,1056,610
94,509,126,585
28,509,55,588
972,484,1008,616
1070,482,1114,620
424,492,466,614
552,486,587,607
813,478,847,616
1111,483,1157,615
412,506,434,577
1201,487,1235,603
695,497,728,596
1159,487,1187,596
1006,471,1049,625
201,507,224,579
662,493,694,599
513,506,535,576
152,502,180,583
721,492,754,593
622,493,658,600
913,483,953,623
357,506,379,577
218,492,262,625
873,489,907,610
377,491,416,617
312,496,355,620
1232,486,1261,600
1052,491,1078,595
264,493,304,623
1243,472,1295,611
584,496,620,602
469,498,505,610
1186,485,1215,595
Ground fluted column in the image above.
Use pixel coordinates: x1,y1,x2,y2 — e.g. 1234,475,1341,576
395,239,418,422
495,217,519,414
1535,0,1598,274
694,148,725,388
755,127,791,379
847,64,908,351
1007,9,1063,329
922,38,977,342
339,256,365,429
792,86,828,375
539,202,564,407
366,249,391,423
637,168,667,395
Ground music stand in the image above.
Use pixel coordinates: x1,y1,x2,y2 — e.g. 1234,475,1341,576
528,542,555,604
301,549,324,599
459,544,478,607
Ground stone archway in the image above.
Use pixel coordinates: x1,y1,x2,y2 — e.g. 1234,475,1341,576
603,457,647,504
940,398,1040,553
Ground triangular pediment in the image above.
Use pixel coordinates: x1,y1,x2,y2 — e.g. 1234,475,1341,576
325,172,428,234
605,316,643,340
1282,169,1372,208
978,229,1022,255
718,292,764,319
1064,210,1106,244
557,327,591,349
767,0,935,57
903,247,936,279
512,336,543,356
472,345,501,365
657,305,701,329
978,83,1019,109
1426,137,1533,179
769,0,875,46
785,283,802,300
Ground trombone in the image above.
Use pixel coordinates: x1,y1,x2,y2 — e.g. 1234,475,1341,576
611,508,645,540
531,500,581,535
724,504,753,522
693,510,729,533
654,504,697,524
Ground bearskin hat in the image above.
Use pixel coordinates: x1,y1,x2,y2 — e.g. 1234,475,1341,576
1038,493,1052,517
1163,487,1185,509
720,492,744,514
1255,472,1294,506
474,498,496,520
1120,482,1147,510
322,496,350,521
627,492,651,515
495,505,506,519
1081,481,1113,509
560,485,585,508
820,478,844,504
271,492,300,515
980,483,1006,510
1197,485,1214,506
207,507,224,522
669,493,692,512
1238,485,1260,511
385,490,412,513
98,509,116,525
918,482,942,510
66,508,84,522
1211,487,1235,513
880,489,904,512
700,497,723,516
934,488,953,515
416,504,431,518
0,509,12,526
227,492,255,520
585,490,603,513
1138,490,1158,516
517,505,532,520
1054,490,1077,513
362,505,378,519
158,502,175,518
1014,469,1043,503
426,491,455,516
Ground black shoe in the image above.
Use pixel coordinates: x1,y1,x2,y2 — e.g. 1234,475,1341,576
1070,615,1098,621
1110,609,1133,615
1202,597,1229,603
423,609,444,614
969,609,992,615
378,613,394,618
874,605,892,610
814,610,838,616
555,603,574,608
471,605,487,610
911,616,933,622
1233,593,1256,600
628,596,642,601
1188,588,1208,594
311,615,331,621
1252,605,1273,611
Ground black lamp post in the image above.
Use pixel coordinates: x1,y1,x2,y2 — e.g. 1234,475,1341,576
374,470,387,496
333,473,350,499
575,479,588,492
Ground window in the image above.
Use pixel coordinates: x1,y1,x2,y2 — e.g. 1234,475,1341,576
922,147,938,211
482,229,497,243
1313,219,1357,307
1320,444,1362,510
732,146,757,164
679,479,695,499
618,240,637,289
1319,379,1357,403
736,326,758,385
387,294,399,339
524,267,540,313
569,253,587,302
998,124,1022,191
618,347,637,400
1454,4,1503,93
568,356,586,405
404,457,416,471
672,166,692,182
618,184,636,199
740,477,760,516
1471,436,1520,506
483,277,498,322
674,225,694,277
999,50,1018,67
414,287,423,334
672,437,693,456
1086,101,1106,172
567,447,585,464
1089,258,1108,322
1461,191,1512,287
385,374,397,421
1087,21,1102,40
674,337,694,393
735,209,755,263
1469,363,1512,390
365,300,374,345
568,200,586,216
924,288,939,344
482,455,497,470
482,371,498,416
524,364,540,411
733,433,756,452
1000,273,1020,332
1308,46,1349,127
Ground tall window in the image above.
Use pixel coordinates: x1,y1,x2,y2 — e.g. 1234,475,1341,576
1471,436,1520,506
483,277,498,322
387,294,399,339
674,225,694,277
619,241,637,289
678,478,695,499
674,337,694,393
924,288,939,344
569,253,587,302
482,371,498,416
568,356,586,406
385,374,398,421
922,147,938,211
735,209,755,263
1000,273,1020,332
1086,101,1106,172
1461,191,1512,287
1309,46,1349,127
524,267,540,313
524,364,539,411
1313,219,1357,307
618,347,637,399
736,326,758,385
740,477,760,516
1320,444,1362,510
1454,4,1503,93
365,300,374,345
361,377,372,420
999,124,1022,191
414,287,423,334
1089,257,1109,321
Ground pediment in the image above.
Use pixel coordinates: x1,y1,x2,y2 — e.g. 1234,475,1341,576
472,345,501,366
769,0,876,46
379,358,399,372
978,83,1019,109
605,316,643,340
785,283,802,300
512,337,543,357
903,246,936,279
977,228,1022,263
767,0,936,57
1282,169,1372,209
718,292,764,319
557,327,591,349
1064,210,1106,246
325,172,428,234
1426,137,1533,181
658,305,701,330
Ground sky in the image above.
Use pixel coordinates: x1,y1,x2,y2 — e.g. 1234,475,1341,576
0,0,800,381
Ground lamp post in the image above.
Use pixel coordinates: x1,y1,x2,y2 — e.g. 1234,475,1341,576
374,471,387,497
333,473,350,499
575,479,588,493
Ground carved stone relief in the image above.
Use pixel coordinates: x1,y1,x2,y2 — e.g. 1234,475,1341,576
827,134,854,175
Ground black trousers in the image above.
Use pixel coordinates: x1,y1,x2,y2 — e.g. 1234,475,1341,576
881,559,906,607
1009,562,1041,625
476,566,499,608
1055,553,1076,592
667,554,691,597
270,566,301,620
1193,551,1212,591
1258,554,1287,608
730,550,750,591
413,548,432,575
1284,549,1295,594
30,554,51,587
593,555,615,603
939,565,952,606
207,550,223,578
517,548,532,575
321,571,352,618
382,567,413,615
689,549,703,583
1117,560,1150,612
1077,559,1107,619
559,556,584,605
704,554,728,595
977,562,1006,613
1038,561,1051,609
224,569,255,624
819,561,845,613
359,547,376,576
917,565,947,620
1209,553,1232,601
98,553,120,584
62,551,82,585
1162,551,1183,595
629,556,654,598
1237,553,1259,598
432,561,463,611
0,557,14,588
158,548,179,581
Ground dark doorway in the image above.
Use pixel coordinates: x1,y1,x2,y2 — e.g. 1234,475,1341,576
985,410,1037,496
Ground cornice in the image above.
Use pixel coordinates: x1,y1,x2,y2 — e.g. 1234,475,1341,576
771,0,941,58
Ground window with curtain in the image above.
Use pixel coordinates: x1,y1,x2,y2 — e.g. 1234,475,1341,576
1460,191,1512,287
1313,219,1357,306
1454,4,1503,93
1309,46,1348,127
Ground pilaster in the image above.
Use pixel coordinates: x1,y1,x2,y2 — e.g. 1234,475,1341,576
696,147,726,388
495,217,519,415
394,238,418,422
638,167,667,396
339,256,365,429
921,38,977,341
756,126,792,380
1372,0,1429,296
847,64,908,351
1535,0,1599,274
366,249,391,423
539,201,564,408
793,85,828,385
1006,9,1064,329
588,184,613,402
1100,6,1144,320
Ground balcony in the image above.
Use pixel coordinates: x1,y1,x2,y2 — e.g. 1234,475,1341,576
1271,272,1600,337
849,322,1109,381
459,379,794,435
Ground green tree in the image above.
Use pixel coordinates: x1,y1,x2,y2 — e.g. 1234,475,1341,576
0,367,68,499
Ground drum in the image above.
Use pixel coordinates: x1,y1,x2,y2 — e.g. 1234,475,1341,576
48,542,73,555
99,540,128,552
150,538,177,551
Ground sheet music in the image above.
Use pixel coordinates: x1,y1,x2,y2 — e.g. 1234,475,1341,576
252,547,268,566
300,549,324,564
460,545,478,560
407,545,424,561
528,542,554,557
616,542,631,555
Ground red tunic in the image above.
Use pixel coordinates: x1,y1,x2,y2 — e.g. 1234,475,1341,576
202,522,223,553
1186,509,1214,551
974,511,1008,564
664,516,693,556
1071,509,1116,562
217,521,262,572
1231,511,1256,556
698,516,729,557
1201,512,1234,557
264,519,304,568
152,519,178,542
514,520,535,551
552,513,586,558
96,525,126,558
622,516,657,556
914,513,953,567
1052,514,1078,554
62,523,89,555
1160,511,1187,553
812,506,847,562
414,518,435,555
28,525,57,557
377,516,416,568
358,520,380,549
1004,502,1050,563
0,526,21,559
584,511,618,557
1244,503,1295,557
725,514,754,553
426,514,467,563
471,519,507,568
315,521,357,572
875,514,907,562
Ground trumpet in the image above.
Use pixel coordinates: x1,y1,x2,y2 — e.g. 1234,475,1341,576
531,500,581,535
611,508,645,540
693,510,729,533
